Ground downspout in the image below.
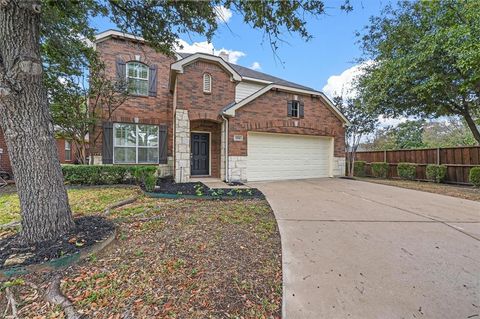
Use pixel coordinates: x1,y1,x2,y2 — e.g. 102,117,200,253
221,115,229,183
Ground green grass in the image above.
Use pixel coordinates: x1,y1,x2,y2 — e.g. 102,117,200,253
0,186,141,225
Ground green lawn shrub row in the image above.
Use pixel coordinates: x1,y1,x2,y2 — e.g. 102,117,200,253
371,162,389,178
426,164,447,183
469,167,480,187
353,161,367,177
62,165,157,189
396,163,417,180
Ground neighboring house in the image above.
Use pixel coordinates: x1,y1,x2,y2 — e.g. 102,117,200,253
100,29,348,182
0,128,74,178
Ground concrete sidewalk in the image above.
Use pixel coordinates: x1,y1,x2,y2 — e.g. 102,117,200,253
250,178,480,319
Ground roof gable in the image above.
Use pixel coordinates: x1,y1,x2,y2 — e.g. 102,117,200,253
223,84,349,124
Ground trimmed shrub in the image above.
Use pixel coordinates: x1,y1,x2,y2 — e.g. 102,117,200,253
62,165,158,186
371,162,389,178
353,161,367,177
426,164,447,183
469,167,480,187
397,163,417,180
62,165,128,185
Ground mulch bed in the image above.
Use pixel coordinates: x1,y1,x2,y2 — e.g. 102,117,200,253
155,178,265,199
0,215,115,269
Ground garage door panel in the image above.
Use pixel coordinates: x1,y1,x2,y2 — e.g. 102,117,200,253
247,132,332,181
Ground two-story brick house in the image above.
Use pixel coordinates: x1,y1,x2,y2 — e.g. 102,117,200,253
93,30,348,182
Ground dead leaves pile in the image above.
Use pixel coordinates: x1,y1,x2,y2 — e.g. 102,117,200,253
1,198,282,318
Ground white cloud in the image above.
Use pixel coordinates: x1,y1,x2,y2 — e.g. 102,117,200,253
214,6,232,23
322,61,372,100
176,39,246,64
215,49,245,64
249,62,261,71
175,39,215,55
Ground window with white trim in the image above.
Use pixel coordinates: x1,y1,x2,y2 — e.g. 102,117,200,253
203,73,212,93
65,140,71,161
291,101,300,118
113,123,159,164
126,62,149,96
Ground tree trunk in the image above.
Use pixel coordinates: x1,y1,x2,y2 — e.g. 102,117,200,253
463,109,480,145
0,1,74,244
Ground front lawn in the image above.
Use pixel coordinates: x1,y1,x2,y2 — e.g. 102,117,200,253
357,177,480,202
0,185,141,225
1,197,282,318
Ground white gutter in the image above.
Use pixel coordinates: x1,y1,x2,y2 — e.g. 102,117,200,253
221,115,229,182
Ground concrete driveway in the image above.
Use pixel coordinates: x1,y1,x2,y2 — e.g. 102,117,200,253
250,178,480,319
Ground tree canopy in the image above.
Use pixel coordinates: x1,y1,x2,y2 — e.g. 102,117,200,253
0,0,351,244
362,118,477,151
357,0,480,144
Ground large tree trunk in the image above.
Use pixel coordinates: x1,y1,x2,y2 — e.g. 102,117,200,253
463,109,480,145
0,1,74,244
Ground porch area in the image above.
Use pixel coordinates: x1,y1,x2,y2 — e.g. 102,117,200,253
174,109,225,183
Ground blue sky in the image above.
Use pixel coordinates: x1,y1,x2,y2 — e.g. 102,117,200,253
91,0,392,97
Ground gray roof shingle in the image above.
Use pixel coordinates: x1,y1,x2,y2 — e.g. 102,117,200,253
177,52,320,92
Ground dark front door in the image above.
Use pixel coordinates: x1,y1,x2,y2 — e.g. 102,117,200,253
191,133,209,176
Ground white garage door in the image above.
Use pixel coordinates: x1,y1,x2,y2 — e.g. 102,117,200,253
247,132,332,181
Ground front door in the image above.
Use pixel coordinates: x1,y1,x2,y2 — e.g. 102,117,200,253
191,133,209,176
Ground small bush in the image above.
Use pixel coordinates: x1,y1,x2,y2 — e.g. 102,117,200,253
371,162,389,178
128,166,158,184
426,164,447,183
469,167,480,187
397,163,417,180
353,161,366,177
144,174,157,192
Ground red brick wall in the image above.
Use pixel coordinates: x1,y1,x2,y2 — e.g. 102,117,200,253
229,90,345,157
92,37,175,156
190,120,221,178
176,60,236,117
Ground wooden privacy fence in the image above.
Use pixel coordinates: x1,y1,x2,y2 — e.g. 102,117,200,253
355,146,480,185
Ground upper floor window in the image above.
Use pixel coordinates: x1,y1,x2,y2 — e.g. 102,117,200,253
203,73,212,93
288,100,304,118
127,62,149,96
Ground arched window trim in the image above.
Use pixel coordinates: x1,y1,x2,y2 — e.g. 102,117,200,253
126,61,149,96
203,73,212,93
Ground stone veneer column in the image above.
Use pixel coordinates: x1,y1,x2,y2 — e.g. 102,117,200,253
175,110,190,182
228,156,247,182
332,157,346,177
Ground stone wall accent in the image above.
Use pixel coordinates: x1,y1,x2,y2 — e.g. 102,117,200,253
332,157,346,177
229,90,346,157
228,156,247,182
175,110,190,182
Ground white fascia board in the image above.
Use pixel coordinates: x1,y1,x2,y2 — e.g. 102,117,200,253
171,53,242,81
95,30,145,44
241,77,273,84
223,84,350,124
